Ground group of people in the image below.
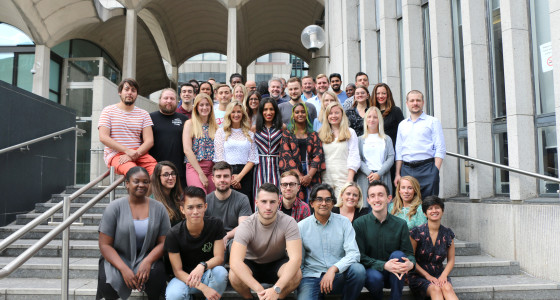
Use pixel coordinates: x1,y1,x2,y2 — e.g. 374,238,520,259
96,73,453,300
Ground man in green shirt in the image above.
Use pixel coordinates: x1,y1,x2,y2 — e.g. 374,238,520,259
353,181,416,300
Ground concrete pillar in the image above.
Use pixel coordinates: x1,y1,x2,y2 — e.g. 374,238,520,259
241,65,247,83
122,9,137,79
379,0,401,105
359,0,379,83
501,0,537,201
461,0,494,200
226,5,237,83
170,65,178,89
327,0,343,77
32,45,50,98
550,2,560,171
429,0,458,198
342,0,360,85
402,0,425,94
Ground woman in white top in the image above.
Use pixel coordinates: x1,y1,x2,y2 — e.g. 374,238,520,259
312,90,339,132
318,102,360,198
214,100,259,210
357,107,395,205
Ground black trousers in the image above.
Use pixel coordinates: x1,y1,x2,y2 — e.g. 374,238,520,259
96,257,166,300
401,161,440,200
231,164,255,212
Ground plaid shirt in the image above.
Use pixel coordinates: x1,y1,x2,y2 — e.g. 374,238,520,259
278,196,311,222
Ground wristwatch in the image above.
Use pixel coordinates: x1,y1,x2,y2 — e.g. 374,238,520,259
273,285,282,294
199,261,208,272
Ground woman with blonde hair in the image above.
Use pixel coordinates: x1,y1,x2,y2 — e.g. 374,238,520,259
332,182,371,224
356,107,395,205
389,175,427,229
233,83,248,104
319,102,360,198
214,100,258,208
182,93,218,194
312,90,339,131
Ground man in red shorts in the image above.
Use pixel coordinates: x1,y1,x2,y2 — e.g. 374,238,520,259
98,78,156,175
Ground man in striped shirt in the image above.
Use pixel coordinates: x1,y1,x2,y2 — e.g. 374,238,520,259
98,78,157,175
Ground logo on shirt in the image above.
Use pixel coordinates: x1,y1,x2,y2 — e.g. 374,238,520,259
172,118,183,126
202,242,213,253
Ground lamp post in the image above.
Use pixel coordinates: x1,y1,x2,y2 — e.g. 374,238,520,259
301,25,328,59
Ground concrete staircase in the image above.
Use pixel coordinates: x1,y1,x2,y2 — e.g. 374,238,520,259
0,186,559,299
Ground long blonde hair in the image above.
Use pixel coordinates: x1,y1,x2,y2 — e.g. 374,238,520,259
191,93,217,139
223,101,252,142
234,83,248,104
391,176,422,219
319,102,352,143
362,106,386,139
335,182,364,209
319,91,338,122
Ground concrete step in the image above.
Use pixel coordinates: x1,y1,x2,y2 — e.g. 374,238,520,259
454,239,481,256
50,194,112,204
450,255,520,276
0,240,99,258
16,213,101,226
0,275,557,300
34,202,107,214
0,225,98,240
63,186,127,195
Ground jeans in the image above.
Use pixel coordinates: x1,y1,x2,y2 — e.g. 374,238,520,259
165,266,228,300
297,263,366,300
364,250,407,300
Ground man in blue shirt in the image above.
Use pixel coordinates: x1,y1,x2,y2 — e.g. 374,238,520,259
297,184,366,300
394,90,446,199
329,73,348,103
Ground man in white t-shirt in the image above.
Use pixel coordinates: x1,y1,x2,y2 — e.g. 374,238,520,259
214,84,232,127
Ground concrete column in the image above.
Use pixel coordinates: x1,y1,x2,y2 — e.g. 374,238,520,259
327,0,343,76
550,2,560,170
501,0,537,201
429,0,458,198
170,65,178,89
226,5,237,83
379,0,401,105
122,9,137,79
402,0,425,94
461,0,494,200
359,0,379,83
342,0,360,85
32,45,50,98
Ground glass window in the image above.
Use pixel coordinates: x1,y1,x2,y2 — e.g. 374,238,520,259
16,53,34,92
493,131,509,194
530,0,554,115
256,54,271,63
256,73,273,83
422,4,433,116
452,0,467,128
52,40,70,58
0,53,14,84
537,126,558,194
0,23,34,46
488,0,506,118
49,58,61,102
459,138,469,194
71,39,101,58
66,88,93,117
396,0,402,18
377,33,382,83
188,54,203,61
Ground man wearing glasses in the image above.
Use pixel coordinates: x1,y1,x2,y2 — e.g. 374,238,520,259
297,183,366,300
279,171,311,222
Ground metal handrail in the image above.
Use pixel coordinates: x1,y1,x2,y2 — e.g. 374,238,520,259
447,151,560,183
0,126,86,155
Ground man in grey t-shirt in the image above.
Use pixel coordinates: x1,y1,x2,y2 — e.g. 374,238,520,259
205,162,252,261
278,77,317,125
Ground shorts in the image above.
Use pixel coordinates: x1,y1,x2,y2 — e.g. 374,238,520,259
244,256,289,284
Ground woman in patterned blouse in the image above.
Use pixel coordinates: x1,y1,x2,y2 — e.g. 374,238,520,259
182,93,218,194
389,175,427,229
214,100,259,209
345,85,372,137
281,102,325,202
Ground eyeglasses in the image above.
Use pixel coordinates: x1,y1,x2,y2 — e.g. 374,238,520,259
280,182,299,188
314,197,334,204
160,172,177,178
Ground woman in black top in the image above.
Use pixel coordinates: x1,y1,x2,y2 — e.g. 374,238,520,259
332,182,371,224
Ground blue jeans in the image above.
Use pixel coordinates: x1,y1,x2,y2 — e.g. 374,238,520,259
364,251,406,300
297,263,366,300
165,266,228,300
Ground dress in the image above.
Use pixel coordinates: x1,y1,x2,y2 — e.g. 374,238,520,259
346,107,367,137
388,203,427,229
321,128,360,198
254,127,283,197
408,223,456,298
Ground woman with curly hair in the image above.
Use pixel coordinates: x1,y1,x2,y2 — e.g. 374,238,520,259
280,102,325,202
389,175,427,229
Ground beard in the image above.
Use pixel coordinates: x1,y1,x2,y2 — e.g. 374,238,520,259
159,104,176,114
332,84,341,92
216,185,230,194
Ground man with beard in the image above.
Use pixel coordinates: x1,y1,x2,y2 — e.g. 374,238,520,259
150,88,189,187
306,74,330,112
98,78,157,175
301,75,316,102
268,77,287,104
176,83,195,119
278,77,317,125
229,183,302,300
205,162,252,262
329,73,348,103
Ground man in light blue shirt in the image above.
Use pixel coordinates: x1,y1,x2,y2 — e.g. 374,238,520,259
297,184,366,300
394,90,446,199
307,74,330,112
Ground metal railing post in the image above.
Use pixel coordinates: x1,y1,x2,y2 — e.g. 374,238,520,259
61,195,70,300
110,166,116,202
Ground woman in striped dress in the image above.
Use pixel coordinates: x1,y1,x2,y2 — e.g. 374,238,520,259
253,98,296,198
